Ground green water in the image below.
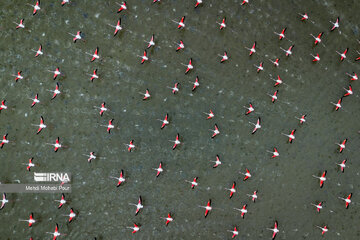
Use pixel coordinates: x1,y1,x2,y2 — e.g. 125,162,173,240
0,0,359,239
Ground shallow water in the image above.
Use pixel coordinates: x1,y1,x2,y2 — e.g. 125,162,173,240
0,0,360,239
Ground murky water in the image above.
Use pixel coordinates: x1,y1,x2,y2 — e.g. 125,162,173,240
0,0,359,239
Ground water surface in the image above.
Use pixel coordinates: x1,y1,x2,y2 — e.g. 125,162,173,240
0,0,359,239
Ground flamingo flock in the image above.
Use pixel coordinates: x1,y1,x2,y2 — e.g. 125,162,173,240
0,0,359,239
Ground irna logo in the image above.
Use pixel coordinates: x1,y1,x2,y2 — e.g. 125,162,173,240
34,172,71,182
